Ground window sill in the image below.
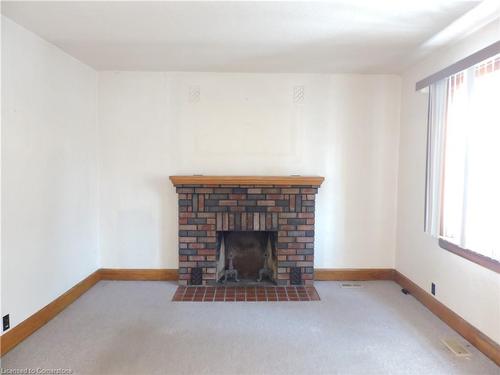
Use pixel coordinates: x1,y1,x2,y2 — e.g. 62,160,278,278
438,238,500,274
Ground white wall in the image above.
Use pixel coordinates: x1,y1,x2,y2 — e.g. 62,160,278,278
396,19,500,343
1,18,99,330
98,72,401,270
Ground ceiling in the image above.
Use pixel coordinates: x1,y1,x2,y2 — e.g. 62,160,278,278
1,1,487,73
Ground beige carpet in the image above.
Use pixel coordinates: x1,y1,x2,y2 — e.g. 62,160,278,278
2,281,498,374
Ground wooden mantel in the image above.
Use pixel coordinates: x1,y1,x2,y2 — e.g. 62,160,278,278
169,175,324,187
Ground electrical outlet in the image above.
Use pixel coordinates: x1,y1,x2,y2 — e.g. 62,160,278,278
431,282,436,296
3,314,10,331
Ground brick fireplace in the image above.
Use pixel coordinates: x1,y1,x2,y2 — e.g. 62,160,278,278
170,176,324,286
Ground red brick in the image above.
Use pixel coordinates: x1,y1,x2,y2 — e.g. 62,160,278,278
266,194,284,200
214,188,232,193
266,214,272,229
296,261,313,267
180,237,197,243
219,200,237,206
177,188,194,193
189,255,206,261
199,194,205,211
297,225,314,230
296,237,314,243
278,249,297,255
188,243,205,249
268,207,283,214
198,213,214,218
198,249,216,255
257,200,274,206
241,213,247,229
197,224,213,230
179,261,197,267
260,213,265,229
301,188,316,194
253,214,260,230
298,213,314,218
229,194,246,200
229,206,246,212
199,237,216,243
195,188,213,193
180,225,197,230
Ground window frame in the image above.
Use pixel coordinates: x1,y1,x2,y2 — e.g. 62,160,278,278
439,238,500,273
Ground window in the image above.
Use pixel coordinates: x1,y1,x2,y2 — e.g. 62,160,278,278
425,53,500,272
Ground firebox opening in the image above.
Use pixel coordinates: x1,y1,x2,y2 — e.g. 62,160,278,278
216,231,277,285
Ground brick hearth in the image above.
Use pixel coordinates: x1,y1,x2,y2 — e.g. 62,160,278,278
172,286,321,302
170,176,324,286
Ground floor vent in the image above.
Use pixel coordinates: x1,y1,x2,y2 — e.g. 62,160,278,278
441,338,472,357
340,283,363,288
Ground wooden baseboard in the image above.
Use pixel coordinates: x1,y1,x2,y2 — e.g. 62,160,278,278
0,270,101,356
314,268,395,281
393,271,500,366
99,268,394,282
99,268,178,281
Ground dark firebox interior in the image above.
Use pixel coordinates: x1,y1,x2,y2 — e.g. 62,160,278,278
216,231,277,284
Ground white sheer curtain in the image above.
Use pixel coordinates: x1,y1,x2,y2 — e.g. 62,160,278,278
424,79,448,237
441,71,468,243
425,55,500,261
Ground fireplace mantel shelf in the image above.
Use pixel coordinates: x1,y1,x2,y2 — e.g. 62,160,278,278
169,175,324,187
